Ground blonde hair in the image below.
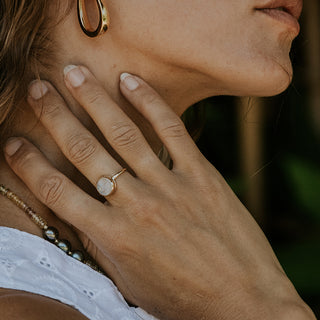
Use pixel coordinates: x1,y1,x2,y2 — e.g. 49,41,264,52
0,1,70,141
0,1,205,144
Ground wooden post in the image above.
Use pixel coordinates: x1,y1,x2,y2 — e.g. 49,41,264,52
237,97,266,226
304,0,320,135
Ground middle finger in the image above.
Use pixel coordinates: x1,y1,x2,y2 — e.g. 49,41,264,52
63,65,169,180
27,80,137,204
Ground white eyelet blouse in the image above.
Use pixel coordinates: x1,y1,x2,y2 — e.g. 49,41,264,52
0,146,171,319
0,227,159,320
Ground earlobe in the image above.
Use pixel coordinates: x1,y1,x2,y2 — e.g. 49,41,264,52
77,0,110,38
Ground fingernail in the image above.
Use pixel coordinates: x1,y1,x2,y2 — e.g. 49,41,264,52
64,65,85,88
28,81,48,100
120,73,140,91
5,138,23,157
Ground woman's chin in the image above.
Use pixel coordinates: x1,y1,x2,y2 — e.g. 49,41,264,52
254,59,294,96
232,64,293,97
204,57,294,98
253,77,292,97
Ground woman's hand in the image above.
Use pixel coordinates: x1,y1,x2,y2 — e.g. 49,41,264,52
4,66,315,320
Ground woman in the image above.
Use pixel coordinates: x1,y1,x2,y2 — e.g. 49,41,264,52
0,0,316,319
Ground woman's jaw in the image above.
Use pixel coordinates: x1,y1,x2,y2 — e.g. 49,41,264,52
3,0,303,156
50,0,301,110
3,0,303,164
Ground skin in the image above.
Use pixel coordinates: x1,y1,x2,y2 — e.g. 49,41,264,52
0,0,315,319
0,288,89,320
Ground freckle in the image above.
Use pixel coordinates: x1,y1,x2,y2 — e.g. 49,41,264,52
112,64,117,69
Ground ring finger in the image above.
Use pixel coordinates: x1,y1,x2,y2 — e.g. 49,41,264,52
27,80,137,204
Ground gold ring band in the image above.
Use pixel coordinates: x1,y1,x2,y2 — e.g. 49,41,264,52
96,168,127,197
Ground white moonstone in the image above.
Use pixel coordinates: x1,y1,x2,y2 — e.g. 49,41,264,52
97,178,114,196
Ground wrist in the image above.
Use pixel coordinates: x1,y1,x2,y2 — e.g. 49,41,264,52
200,274,316,320
245,270,316,320
201,295,316,320
273,299,316,320
265,273,316,320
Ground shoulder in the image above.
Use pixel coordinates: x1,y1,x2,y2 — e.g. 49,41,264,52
0,288,89,320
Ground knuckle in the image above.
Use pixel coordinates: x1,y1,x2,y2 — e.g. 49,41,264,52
136,154,158,170
66,134,97,166
41,101,61,119
110,122,139,148
160,119,187,139
39,175,65,206
86,90,105,106
10,148,38,172
131,199,165,227
141,92,160,107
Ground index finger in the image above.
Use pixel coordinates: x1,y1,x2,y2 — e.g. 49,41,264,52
119,73,203,169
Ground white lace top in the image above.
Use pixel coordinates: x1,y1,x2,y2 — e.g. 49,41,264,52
0,226,159,320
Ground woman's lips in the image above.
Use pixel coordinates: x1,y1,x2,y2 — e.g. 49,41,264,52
255,0,303,20
256,8,300,36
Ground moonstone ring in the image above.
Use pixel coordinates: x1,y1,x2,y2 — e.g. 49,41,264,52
96,168,127,197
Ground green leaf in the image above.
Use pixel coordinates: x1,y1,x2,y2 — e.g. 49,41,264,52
283,156,320,221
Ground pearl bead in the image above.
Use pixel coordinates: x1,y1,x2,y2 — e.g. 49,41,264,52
72,250,85,262
85,260,99,271
0,185,104,274
43,227,59,242
57,239,71,253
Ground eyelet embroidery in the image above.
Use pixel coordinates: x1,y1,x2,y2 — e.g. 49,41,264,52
0,258,18,276
0,229,23,251
0,227,157,320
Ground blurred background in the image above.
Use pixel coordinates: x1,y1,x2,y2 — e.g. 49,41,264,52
186,2,320,317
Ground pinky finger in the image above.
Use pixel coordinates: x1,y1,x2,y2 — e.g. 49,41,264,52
4,137,115,237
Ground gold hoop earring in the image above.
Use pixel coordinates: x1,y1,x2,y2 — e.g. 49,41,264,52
77,0,110,38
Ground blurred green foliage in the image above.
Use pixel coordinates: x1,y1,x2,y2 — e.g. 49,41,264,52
283,156,320,222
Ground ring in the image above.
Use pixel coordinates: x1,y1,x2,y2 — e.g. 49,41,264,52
96,168,127,197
